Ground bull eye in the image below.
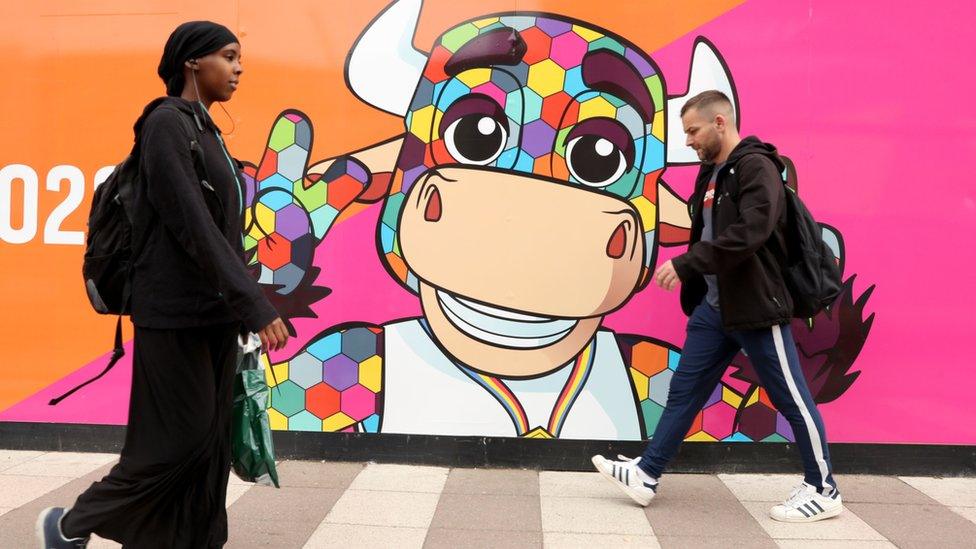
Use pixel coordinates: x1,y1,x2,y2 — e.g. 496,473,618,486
444,115,508,166
566,135,628,187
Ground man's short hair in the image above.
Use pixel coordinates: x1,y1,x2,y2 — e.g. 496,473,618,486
680,90,734,121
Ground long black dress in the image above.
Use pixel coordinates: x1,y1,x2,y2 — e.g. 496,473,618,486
61,98,278,548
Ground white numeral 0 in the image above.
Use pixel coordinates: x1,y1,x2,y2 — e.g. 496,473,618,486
0,164,39,244
44,165,85,245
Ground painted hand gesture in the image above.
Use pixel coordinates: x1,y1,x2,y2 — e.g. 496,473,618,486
239,110,378,331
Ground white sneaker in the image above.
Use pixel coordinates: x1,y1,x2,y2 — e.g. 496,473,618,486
591,454,657,506
769,483,844,523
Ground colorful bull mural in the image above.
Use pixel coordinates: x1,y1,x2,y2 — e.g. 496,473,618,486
3,0,973,448
232,1,872,441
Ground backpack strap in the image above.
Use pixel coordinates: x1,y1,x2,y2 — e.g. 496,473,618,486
126,104,212,282
155,104,211,194
726,152,795,191
157,104,226,223
157,104,202,146
48,316,125,405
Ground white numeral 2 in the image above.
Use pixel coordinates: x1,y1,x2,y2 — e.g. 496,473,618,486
44,165,85,245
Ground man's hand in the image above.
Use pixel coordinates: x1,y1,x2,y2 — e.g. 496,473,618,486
654,260,681,291
258,317,289,353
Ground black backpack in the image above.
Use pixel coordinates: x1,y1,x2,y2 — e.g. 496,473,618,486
772,156,843,318
50,103,204,405
81,155,141,317
780,173,843,318
729,154,843,319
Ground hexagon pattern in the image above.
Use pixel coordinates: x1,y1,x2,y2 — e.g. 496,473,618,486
241,113,372,295
380,15,667,287
267,325,383,432
630,340,796,443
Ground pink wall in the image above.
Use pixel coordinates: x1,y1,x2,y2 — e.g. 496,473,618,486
640,1,976,444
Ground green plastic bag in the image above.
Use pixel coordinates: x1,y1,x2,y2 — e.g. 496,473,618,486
231,333,280,488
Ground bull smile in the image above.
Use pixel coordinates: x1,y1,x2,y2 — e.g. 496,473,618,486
435,289,577,349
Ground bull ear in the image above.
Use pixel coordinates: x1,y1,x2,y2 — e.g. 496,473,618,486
657,181,692,246
666,38,738,166
345,0,429,116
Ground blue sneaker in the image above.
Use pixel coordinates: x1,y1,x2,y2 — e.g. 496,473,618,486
36,507,88,548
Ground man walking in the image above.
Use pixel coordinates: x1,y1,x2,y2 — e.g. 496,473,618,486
592,90,843,523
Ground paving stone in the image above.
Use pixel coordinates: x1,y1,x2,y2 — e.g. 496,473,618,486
718,473,802,503
229,486,345,523
541,496,653,535
306,523,427,548
0,450,46,473
539,471,620,499
0,474,76,508
647,475,774,543
658,536,772,549
845,501,976,548
899,476,976,507
225,482,252,507
430,493,541,532
325,490,441,528
2,452,117,478
544,532,660,548
951,505,976,525
275,460,365,489
832,475,935,504
443,467,539,496
348,463,449,493
774,541,897,549
227,519,313,548
426,528,543,548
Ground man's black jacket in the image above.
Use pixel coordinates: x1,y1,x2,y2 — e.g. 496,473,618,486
672,136,794,330
129,97,277,332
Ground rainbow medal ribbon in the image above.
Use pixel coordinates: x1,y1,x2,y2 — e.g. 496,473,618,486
440,332,596,438
465,339,595,438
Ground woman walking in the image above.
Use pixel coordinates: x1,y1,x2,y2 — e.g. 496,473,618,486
37,21,287,548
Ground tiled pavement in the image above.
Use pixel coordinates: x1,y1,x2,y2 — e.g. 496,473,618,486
1,450,975,548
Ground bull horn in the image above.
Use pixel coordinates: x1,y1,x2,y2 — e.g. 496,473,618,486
345,0,429,116
666,38,738,165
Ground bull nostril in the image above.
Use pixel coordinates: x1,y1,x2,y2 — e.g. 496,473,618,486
424,186,442,222
606,221,628,259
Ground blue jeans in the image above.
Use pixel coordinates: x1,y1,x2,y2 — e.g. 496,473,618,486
638,301,837,493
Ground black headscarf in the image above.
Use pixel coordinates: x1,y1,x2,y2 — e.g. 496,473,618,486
157,21,239,97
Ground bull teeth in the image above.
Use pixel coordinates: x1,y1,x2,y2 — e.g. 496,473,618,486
436,290,577,349
452,294,558,322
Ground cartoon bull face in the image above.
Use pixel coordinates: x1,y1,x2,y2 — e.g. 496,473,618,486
356,14,666,376
244,0,737,384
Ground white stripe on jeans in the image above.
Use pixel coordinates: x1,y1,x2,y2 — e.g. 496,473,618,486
772,325,831,492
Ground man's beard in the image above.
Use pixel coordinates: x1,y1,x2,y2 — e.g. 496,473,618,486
698,139,721,163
